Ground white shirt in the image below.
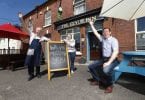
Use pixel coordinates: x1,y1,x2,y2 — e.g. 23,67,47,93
64,39,76,52
29,31,50,45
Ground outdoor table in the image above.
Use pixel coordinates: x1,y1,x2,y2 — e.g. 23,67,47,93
113,51,145,82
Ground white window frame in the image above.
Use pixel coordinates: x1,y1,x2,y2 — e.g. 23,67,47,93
60,28,81,55
28,19,33,32
73,0,86,15
44,10,51,27
135,18,145,51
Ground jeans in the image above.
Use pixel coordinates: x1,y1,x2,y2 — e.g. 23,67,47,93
88,58,119,87
68,52,76,71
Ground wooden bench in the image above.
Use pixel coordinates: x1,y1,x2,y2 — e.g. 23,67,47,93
9,54,26,71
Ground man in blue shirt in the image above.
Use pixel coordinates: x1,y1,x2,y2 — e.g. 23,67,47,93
88,19,119,93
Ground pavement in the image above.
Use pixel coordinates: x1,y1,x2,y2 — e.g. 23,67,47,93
0,63,145,100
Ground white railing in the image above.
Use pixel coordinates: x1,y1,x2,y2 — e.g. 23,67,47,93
0,49,21,55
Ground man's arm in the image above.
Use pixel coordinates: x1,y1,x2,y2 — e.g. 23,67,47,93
89,20,102,41
18,13,31,34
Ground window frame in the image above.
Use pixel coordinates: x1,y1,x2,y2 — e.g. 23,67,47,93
28,19,33,32
60,27,81,55
44,10,52,27
73,0,86,15
135,17,145,51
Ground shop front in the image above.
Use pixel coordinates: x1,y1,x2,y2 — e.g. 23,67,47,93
54,8,105,62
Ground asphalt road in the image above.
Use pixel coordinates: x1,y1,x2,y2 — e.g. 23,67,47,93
0,64,145,100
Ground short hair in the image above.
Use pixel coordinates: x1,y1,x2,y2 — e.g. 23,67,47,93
103,27,111,32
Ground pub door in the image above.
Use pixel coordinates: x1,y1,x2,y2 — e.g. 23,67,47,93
88,32,102,60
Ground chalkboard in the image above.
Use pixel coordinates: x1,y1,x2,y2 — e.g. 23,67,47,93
47,41,70,80
49,42,68,69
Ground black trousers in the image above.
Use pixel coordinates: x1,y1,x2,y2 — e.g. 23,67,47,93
28,65,40,76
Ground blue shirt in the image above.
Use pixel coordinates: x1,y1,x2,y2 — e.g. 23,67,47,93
100,36,119,57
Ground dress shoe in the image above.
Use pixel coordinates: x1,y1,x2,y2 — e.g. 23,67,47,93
36,74,41,78
104,86,113,93
28,75,34,81
87,78,95,82
99,84,106,90
99,81,106,90
90,81,99,86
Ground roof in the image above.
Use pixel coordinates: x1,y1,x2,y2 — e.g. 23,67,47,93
23,0,55,19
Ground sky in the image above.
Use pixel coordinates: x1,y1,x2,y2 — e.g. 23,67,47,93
0,0,46,25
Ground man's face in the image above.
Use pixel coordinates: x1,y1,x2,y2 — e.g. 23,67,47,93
103,29,111,38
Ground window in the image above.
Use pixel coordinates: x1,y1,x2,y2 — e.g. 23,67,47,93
74,27,80,51
60,27,81,52
28,19,33,32
73,0,86,15
136,17,145,50
44,11,51,26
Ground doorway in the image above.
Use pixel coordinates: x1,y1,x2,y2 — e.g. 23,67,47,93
88,32,102,60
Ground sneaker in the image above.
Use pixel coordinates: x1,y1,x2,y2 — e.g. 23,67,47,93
71,70,74,74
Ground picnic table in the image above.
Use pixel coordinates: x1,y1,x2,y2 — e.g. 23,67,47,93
113,51,145,82
0,54,26,71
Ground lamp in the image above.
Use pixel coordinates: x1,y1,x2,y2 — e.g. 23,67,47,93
58,6,63,13
18,12,23,18
46,6,49,11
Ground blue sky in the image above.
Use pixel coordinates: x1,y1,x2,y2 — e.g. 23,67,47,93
0,0,46,25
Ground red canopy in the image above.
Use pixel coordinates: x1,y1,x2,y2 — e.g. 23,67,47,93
0,23,29,40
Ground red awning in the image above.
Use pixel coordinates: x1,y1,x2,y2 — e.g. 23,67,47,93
0,23,29,40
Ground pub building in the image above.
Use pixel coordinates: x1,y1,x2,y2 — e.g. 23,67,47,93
22,0,145,63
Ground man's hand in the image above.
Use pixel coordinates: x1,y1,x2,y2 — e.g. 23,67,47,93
89,17,96,25
89,19,94,26
103,62,111,68
63,39,67,43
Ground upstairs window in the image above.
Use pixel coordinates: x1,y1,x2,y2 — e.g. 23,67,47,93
44,10,51,26
73,0,86,15
28,19,33,32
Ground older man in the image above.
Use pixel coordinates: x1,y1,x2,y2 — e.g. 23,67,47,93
19,13,49,81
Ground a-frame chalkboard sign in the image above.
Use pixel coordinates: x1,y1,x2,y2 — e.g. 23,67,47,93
47,41,70,80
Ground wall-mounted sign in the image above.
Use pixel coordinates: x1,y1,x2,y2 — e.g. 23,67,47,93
56,16,104,30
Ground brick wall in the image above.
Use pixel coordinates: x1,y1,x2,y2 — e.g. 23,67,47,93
103,18,135,52
23,0,135,58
